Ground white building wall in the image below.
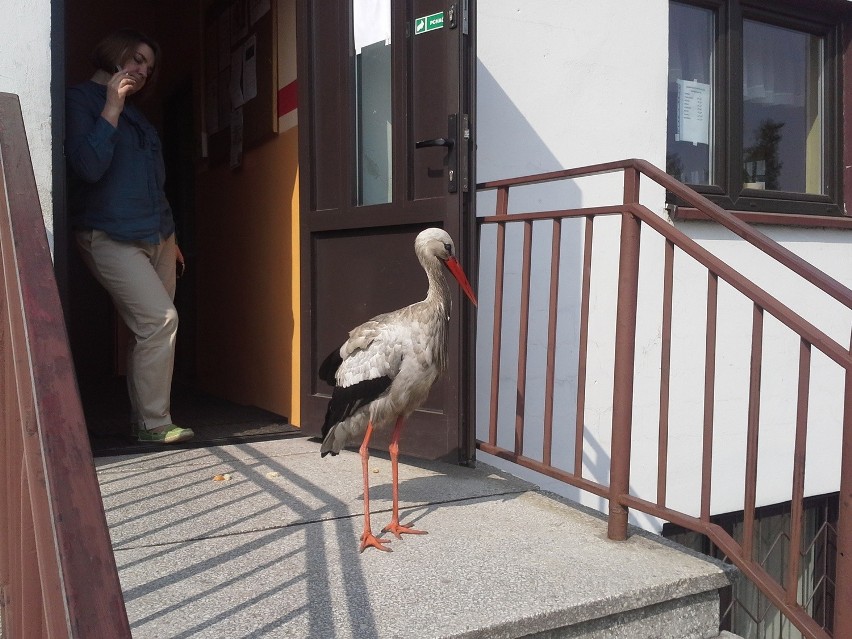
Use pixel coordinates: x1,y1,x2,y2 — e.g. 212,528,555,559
0,0,54,246
475,0,852,532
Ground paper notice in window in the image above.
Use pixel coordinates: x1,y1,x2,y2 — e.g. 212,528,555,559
676,79,710,146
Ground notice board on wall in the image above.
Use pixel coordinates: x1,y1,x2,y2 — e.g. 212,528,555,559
203,0,277,165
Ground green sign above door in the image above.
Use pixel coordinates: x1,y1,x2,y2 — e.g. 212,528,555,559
414,11,444,34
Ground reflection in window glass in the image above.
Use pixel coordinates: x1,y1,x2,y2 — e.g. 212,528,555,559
667,2,714,186
353,0,392,205
742,21,824,194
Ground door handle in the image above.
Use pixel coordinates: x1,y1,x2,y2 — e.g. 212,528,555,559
415,115,460,193
415,137,455,149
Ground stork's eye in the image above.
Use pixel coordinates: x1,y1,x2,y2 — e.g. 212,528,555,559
443,242,452,254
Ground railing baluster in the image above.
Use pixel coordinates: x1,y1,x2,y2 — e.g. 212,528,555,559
575,216,594,475
488,187,509,446
834,327,852,637
702,272,718,521
657,239,674,507
514,221,533,456
608,167,641,541
542,220,561,466
787,338,810,607
743,303,764,562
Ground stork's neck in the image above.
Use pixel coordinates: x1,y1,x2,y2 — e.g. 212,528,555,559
423,257,452,320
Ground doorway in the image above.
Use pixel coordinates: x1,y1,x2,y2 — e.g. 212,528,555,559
60,0,300,453
297,0,477,462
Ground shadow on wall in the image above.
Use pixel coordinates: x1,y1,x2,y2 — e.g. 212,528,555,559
476,62,574,184
474,60,661,531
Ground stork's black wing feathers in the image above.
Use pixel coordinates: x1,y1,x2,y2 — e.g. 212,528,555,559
320,376,393,441
318,346,343,386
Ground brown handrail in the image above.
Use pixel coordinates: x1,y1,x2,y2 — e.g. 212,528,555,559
0,93,131,637
476,158,851,639
479,158,852,309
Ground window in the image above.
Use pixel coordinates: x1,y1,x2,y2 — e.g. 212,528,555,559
666,0,844,217
353,0,393,206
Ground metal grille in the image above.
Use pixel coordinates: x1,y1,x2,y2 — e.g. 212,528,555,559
664,494,838,638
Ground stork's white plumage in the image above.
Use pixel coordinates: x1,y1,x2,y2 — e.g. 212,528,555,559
318,227,477,552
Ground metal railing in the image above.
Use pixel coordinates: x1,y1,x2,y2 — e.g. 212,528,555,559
0,93,131,637
476,159,852,639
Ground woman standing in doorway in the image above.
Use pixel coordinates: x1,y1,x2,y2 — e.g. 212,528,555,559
66,29,193,444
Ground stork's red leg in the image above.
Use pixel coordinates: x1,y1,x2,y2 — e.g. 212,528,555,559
359,421,392,552
382,417,428,538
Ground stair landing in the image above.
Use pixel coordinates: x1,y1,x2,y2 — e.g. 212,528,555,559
95,437,734,638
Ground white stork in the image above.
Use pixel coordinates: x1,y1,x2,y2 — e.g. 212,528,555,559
318,227,478,552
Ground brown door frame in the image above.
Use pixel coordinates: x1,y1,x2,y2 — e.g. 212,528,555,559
52,0,69,312
296,0,477,462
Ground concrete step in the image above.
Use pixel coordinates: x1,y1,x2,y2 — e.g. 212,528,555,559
95,437,735,638
520,587,728,639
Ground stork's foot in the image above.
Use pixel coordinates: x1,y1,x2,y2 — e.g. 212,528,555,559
360,530,392,553
382,520,428,539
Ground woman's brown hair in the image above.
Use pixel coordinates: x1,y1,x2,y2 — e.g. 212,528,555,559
91,29,161,89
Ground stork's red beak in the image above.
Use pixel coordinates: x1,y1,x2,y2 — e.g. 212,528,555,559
444,256,478,307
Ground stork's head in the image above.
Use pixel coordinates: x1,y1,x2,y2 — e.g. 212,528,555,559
416,228,478,307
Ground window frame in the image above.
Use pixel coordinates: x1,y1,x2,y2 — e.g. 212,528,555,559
668,0,846,219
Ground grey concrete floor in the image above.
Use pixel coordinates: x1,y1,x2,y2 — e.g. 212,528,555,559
95,437,731,639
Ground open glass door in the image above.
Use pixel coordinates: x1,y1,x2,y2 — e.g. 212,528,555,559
297,0,476,461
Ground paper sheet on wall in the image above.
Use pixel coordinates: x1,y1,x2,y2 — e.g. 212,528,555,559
228,36,257,109
230,107,244,168
242,35,258,103
205,75,219,133
217,70,230,130
249,0,270,25
231,0,248,45
676,79,710,146
230,46,245,108
218,7,231,71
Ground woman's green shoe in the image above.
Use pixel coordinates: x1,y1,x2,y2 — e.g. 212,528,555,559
137,425,194,444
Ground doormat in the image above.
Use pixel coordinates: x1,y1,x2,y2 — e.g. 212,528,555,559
83,378,301,456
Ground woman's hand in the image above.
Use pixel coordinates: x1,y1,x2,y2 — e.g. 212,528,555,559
100,69,140,126
176,245,186,279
